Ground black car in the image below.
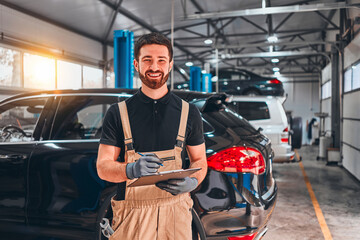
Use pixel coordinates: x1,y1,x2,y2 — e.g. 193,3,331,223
0,88,277,240
174,68,284,96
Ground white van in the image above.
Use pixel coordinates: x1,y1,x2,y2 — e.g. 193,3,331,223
228,96,295,162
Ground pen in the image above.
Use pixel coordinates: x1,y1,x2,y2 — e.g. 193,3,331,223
137,152,164,166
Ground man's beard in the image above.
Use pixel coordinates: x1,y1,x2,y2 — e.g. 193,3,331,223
139,69,170,89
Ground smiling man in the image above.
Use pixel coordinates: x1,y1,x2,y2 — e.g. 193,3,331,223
96,32,207,239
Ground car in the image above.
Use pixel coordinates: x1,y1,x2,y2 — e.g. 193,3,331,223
173,68,285,96
227,95,296,162
0,88,277,240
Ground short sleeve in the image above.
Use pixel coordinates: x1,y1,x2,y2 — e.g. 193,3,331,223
99,103,123,148
186,103,205,146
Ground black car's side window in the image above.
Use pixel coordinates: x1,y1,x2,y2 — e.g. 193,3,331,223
51,96,125,140
0,97,48,142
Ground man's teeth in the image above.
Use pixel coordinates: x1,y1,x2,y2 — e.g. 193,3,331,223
148,73,161,77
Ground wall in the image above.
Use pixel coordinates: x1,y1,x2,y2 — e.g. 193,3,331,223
342,33,360,181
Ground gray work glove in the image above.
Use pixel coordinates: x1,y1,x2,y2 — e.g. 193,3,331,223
126,153,163,179
156,177,198,196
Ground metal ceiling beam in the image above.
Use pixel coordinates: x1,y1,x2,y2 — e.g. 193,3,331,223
190,0,230,44
217,50,330,59
0,0,103,43
239,17,267,33
215,40,339,49
103,0,124,41
172,28,337,40
274,13,294,32
99,0,204,63
184,2,360,20
315,11,339,29
239,63,322,69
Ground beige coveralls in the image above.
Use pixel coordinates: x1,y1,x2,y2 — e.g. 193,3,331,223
109,100,194,240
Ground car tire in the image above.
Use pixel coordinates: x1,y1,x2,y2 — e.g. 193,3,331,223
192,209,206,240
244,89,261,96
291,117,302,149
96,192,116,240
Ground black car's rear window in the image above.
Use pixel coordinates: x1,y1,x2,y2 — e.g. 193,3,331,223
228,101,270,120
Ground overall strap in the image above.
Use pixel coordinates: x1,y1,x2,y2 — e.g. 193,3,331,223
117,101,133,201
175,100,189,149
118,101,134,152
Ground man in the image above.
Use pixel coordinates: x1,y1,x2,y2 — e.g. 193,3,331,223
96,32,207,240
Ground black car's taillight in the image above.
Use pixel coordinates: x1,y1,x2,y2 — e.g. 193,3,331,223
207,146,265,175
267,79,281,84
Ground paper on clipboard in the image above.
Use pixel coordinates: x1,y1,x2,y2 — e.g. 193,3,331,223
127,168,201,187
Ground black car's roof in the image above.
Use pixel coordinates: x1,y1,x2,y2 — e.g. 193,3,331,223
0,88,227,104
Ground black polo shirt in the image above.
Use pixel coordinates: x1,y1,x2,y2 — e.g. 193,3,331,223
100,87,204,169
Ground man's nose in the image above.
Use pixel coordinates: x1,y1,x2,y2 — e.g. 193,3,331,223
149,62,160,71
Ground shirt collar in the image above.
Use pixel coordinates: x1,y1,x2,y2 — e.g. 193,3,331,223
137,87,172,104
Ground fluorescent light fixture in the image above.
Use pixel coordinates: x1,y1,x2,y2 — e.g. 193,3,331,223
204,39,213,45
267,35,278,43
201,70,207,74
273,67,280,72
271,58,279,63
185,62,193,67
274,71,281,76
179,68,186,74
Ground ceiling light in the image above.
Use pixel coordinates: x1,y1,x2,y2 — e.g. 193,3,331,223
271,58,279,63
267,35,278,43
273,67,280,72
185,62,193,67
204,39,213,45
179,68,186,74
274,71,281,76
201,70,207,74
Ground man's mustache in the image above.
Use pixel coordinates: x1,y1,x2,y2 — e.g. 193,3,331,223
145,70,163,75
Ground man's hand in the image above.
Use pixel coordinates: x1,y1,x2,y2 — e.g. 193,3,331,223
156,177,198,195
126,153,163,179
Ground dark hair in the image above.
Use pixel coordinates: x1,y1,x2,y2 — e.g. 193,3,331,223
134,32,173,61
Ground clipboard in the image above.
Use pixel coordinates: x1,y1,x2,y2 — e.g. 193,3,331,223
127,168,201,187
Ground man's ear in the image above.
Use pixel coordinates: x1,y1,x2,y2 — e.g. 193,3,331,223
133,59,139,72
169,60,174,71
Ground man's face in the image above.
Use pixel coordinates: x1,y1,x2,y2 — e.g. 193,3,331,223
134,44,173,89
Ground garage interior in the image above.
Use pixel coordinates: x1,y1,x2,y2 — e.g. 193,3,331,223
0,0,360,239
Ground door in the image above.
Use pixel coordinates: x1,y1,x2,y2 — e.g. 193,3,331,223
0,96,51,233
27,94,125,239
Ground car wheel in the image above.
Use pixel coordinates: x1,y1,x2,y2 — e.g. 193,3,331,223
96,193,115,240
244,89,261,96
192,209,206,240
291,117,302,149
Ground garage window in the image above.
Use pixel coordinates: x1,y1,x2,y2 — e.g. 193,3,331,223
57,60,82,89
83,66,103,88
321,81,331,99
0,46,21,87
344,68,352,93
352,63,360,90
24,53,56,89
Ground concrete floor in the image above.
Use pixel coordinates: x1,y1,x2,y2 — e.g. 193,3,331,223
263,145,360,240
